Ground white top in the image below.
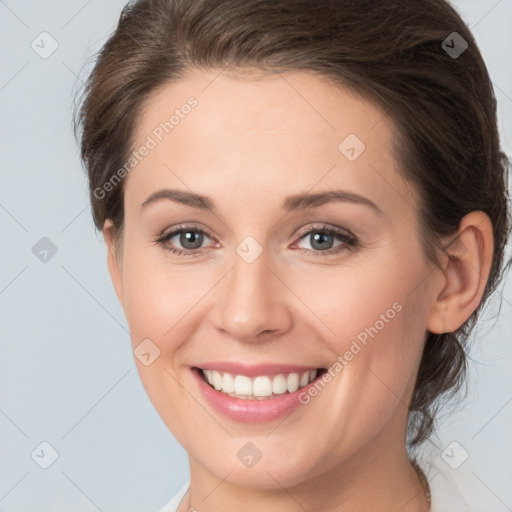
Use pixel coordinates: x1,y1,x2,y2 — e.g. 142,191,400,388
156,481,189,512
156,460,471,512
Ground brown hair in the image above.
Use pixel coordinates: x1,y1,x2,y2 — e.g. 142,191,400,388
75,0,511,448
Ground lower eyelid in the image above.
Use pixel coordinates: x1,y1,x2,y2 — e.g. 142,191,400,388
157,226,357,255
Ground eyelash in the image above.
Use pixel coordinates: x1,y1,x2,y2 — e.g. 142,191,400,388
154,223,358,258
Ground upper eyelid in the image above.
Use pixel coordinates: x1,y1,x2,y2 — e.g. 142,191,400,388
158,225,218,249
294,223,355,239
159,223,355,248
159,224,214,238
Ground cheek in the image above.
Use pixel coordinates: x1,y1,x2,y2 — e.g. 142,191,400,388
119,246,210,438
291,250,431,399
291,255,424,347
121,242,214,348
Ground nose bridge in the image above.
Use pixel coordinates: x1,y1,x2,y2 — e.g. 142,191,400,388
213,238,292,342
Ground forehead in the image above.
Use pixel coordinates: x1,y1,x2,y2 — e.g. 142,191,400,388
125,68,414,217
137,67,393,143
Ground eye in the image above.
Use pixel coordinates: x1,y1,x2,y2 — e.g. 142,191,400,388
293,224,358,256
154,222,358,258
155,225,217,257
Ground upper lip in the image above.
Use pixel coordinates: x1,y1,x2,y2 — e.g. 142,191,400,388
194,362,323,377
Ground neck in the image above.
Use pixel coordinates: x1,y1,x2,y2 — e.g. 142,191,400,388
180,422,429,512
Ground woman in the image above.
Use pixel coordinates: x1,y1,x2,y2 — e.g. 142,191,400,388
75,0,510,510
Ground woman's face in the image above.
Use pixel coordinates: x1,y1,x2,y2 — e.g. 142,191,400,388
106,68,441,488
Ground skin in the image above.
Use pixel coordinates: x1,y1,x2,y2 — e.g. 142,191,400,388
102,68,494,511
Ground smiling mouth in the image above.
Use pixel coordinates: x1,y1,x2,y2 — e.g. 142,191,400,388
195,367,327,400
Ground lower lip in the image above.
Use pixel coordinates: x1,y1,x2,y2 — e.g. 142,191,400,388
191,367,321,423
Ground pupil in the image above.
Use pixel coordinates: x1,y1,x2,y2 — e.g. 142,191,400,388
181,231,203,249
311,232,333,250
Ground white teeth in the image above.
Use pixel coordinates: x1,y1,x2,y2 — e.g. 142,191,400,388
212,370,223,391
299,371,310,388
272,374,287,395
202,368,320,398
234,375,252,395
286,372,300,393
253,376,273,397
222,372,235,393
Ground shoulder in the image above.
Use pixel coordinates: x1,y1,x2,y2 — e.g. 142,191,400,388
428,465,472,512
156,481,190,512
416,443,473,512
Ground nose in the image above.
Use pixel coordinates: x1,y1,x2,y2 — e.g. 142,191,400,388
212,247,293,343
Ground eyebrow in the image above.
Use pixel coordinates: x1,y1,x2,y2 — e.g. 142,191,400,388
140,188,384,215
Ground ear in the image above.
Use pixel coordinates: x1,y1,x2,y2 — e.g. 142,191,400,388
427,211,494,334
102,219,125,309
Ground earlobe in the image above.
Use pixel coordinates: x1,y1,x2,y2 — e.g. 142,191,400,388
102,220,125,309
426,211,494,334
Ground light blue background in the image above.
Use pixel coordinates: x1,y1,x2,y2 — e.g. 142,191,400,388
1,1,511,510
